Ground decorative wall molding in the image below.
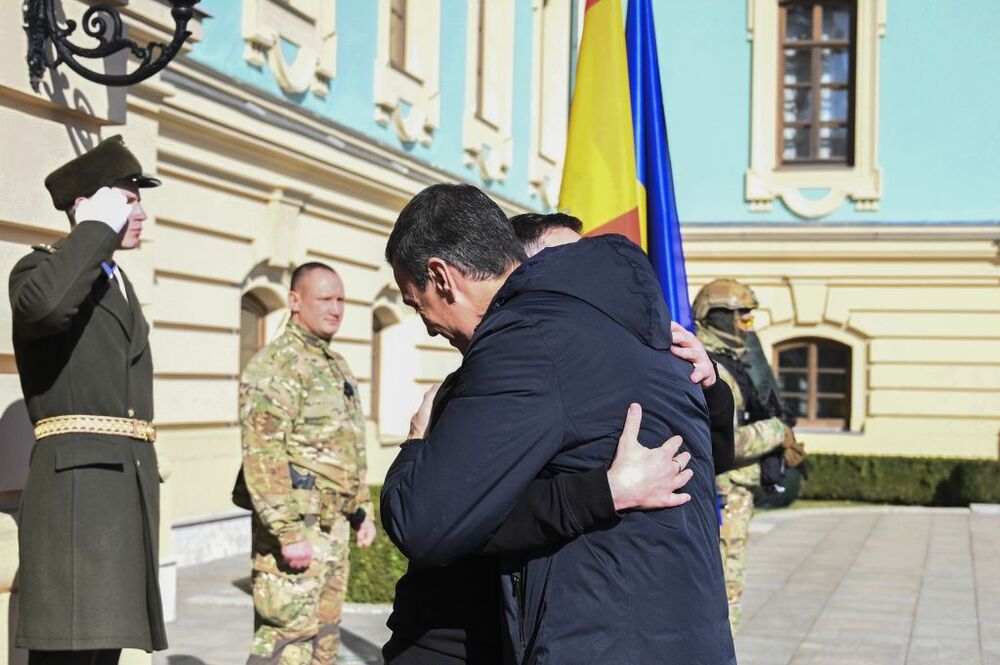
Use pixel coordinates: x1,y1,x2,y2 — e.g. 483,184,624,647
373,0,442,145
745,0,886,218
242,0,336,97
463,0,516,182
527,0,572,208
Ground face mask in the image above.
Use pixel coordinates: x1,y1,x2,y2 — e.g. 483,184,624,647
705,309,741,345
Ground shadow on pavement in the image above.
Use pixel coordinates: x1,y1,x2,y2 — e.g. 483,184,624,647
341,627,384,664
167,656,208,665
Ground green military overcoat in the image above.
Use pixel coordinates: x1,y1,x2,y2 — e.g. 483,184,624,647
9,220,166,651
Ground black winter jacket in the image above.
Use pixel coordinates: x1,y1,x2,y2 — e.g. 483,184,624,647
382,236,735,665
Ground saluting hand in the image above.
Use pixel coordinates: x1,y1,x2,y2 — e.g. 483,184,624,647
669,321,716,387
72,186,131,233
606,403,694,512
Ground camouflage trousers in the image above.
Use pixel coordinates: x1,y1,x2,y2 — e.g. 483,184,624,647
719,484,755,631
248,514,351,665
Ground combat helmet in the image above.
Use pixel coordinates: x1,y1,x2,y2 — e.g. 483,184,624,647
692,279,759,323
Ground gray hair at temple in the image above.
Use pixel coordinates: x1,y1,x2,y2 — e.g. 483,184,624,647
385,183,527,289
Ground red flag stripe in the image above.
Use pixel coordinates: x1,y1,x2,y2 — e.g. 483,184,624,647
583,207,642,245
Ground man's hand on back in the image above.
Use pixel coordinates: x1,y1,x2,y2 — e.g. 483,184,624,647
408,383,441,439
606,403,694,512
669,321,716,387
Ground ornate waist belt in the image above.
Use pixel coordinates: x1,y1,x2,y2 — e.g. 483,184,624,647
34,415,157,443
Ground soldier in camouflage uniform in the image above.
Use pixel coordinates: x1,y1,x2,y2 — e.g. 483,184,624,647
693,279,800,630
240,262,376,664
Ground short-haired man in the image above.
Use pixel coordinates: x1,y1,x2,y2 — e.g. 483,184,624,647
381,184,734,664
240,262,376,664
510,212,735,475
10,135,164,665
509,212,582,256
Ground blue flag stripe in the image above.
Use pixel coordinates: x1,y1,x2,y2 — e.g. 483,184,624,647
626,0,693,331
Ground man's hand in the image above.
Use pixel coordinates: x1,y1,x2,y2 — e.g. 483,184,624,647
408,383,441,439
281,539,313,570
354,518,377,548
669,321,716,387
782,426,807,468
606,403,695,511
73,186,131,233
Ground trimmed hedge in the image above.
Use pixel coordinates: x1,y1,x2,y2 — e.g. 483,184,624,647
345,455,1000,601
346,485,408,603
799,453,1000,506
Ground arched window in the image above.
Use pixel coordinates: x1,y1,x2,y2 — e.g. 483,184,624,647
774,338,851,429
240,293,269,371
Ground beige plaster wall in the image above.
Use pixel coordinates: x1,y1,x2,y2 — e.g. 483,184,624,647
685,225,1000,459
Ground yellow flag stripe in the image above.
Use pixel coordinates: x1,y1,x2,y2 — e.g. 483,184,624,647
558,0,645,249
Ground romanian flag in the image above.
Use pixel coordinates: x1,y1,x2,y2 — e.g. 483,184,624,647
559,0,693,329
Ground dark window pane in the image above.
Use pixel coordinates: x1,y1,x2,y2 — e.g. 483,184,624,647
785,4,813,41
821,48,850,84
822,7,852,41
782,126,812,161
817,397,847,420
784,397,808,418
820,87,849,121
818,343,849,367
783,87,813,122
779,346,808,368
784,48,812,84
780,371,810,394
817,372,847,394
818,126,848,160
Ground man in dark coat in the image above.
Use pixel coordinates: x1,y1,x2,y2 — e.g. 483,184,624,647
381,184,735,664
9,136,166,665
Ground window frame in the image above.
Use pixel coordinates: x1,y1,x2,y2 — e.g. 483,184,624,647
777,0,857,166
774,337,852,430
239,293,269,371
744,0,886,218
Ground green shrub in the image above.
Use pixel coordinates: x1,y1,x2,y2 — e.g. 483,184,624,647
800,453,1000,506
346,485,408,603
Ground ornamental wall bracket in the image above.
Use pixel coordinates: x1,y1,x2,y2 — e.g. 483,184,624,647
529,174,559,210
242,0,336,97
22,0,199,91
374,95,439,146
465,140,512,183
371,0,441,145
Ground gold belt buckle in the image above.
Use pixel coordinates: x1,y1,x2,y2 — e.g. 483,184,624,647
129,418,156,443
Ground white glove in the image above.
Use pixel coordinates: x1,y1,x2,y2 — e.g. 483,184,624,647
74,186,131,233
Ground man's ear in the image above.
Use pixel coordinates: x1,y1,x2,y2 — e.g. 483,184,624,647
426,258,455,301
288,289,302,313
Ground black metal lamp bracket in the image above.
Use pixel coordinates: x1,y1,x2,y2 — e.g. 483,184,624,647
23,0,199,91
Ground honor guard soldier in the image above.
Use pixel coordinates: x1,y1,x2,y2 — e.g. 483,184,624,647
10,136,165,665
239,262,376,664
693,279,807,630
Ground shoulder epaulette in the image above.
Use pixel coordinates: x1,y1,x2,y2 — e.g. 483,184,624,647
31,243,58,254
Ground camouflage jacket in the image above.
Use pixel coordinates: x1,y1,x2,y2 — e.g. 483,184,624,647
697,324,786,491
240,320,371,546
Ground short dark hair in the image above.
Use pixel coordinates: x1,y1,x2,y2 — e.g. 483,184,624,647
509,212,583,249
385,184,527,289
290,261,337,290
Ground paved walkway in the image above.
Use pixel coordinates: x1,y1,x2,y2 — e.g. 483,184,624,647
154,507,1000,665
